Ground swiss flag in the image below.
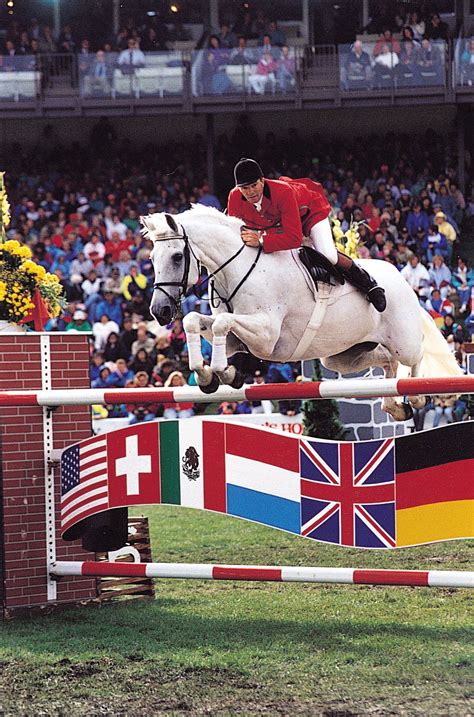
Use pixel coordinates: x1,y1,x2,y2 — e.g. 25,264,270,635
107,423,161,507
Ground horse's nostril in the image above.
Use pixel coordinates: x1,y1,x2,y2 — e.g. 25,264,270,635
156,305,172,326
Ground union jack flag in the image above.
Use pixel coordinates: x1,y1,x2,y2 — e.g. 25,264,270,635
300,438,396,548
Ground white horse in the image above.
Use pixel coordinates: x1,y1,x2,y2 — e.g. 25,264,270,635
141,204,461,421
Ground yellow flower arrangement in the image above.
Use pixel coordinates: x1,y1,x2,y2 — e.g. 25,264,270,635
0,171,65,325
331,214,365,260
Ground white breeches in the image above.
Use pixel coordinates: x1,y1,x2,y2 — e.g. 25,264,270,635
309,217,338,265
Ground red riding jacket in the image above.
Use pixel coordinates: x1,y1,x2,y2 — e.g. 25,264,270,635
227,176,330,252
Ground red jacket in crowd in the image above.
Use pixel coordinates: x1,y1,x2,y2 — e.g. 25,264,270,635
227,176,330,252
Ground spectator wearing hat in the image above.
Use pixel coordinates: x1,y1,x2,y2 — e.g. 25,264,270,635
93,286,123,326
163,371,194,419
434,211,456,263
250,370,273,415
66,309,93,332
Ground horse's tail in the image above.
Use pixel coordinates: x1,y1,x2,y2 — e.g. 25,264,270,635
419,308,463,377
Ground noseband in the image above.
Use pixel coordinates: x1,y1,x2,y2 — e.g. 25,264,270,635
152,226,199,312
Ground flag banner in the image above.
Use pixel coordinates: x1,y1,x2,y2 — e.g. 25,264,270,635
61,419,474,549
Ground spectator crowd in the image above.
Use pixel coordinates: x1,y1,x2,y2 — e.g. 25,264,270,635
2,113,473,426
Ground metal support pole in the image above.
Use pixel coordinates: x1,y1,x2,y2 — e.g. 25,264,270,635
52,0,61,39
206,113,215,193
113,0,120,37
456,108,466,194
302,0,309,44
210,0,219,31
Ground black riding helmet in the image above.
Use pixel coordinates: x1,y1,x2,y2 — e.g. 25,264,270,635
234,158,264,187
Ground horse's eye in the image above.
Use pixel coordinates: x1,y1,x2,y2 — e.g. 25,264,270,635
172,252,183,264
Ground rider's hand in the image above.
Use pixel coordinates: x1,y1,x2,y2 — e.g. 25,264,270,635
241,228,262,247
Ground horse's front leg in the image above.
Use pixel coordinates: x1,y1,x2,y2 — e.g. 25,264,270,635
182,312,216,389
210,311,279,388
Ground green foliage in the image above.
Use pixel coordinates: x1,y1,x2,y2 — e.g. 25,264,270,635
302,359,347,439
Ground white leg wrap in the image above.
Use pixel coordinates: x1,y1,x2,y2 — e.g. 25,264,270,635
210,335,228,372
187,333,204,371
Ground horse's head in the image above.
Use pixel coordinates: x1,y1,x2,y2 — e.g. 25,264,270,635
140,212,200,325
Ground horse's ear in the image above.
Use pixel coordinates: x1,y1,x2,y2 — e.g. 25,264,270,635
165,214,179,233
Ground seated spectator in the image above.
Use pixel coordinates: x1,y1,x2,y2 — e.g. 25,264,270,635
451,256,474,314
124,289,151,324
397,39,420,85
373,43,399,85
83,234,106,265
434,210,456,263
66,309,92,332
131,322,156,357
429,254,452,298
202,36,234,95
460,37,474,86
117,38,145,74
465,309,474,340
81,268,103,301
249,51,278,94
83,49,112,96
92,366,112,389
441,314,466,343
276,46,296,92
373,29,401,57
93,313,120,351
103,331,129,362
70,251,94,279
127,371,163,424
90,350,105,382
93,287,123,326
108,357,135,387
435,183,457,219
417,37,443,84
406,200,430,242
342,40,372,89
432,395,456,428
121,263,148,301
400,254,431,298
163,371,194,419
425,288,453,321
425,14,449,41
129,347,155,377
422,223,449,264
118,316,137,357
229,35,254,65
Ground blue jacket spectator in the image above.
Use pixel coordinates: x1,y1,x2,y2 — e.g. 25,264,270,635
406,202,430,239
93,291,124,325
107,358,135,387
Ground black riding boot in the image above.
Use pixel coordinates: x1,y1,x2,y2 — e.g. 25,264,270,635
338,258,387,312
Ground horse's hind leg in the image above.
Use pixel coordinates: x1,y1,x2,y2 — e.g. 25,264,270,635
322,343,412,421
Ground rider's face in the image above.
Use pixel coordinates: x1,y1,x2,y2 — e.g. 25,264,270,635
239,178,264,204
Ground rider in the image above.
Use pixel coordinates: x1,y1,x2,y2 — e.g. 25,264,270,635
227,158,386,312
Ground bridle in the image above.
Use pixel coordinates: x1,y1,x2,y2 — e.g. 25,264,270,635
152,223,263,313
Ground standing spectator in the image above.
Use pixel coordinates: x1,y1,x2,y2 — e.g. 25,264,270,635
425,14,449,41
276,46,296,92
117,38,145,73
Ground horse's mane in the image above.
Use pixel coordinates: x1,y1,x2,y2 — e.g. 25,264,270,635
142,204,242,241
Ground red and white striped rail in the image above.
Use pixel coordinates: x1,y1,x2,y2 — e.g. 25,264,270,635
50,561,474,589
1,376,473,407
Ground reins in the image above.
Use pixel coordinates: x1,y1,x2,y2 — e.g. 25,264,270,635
152,223,263,313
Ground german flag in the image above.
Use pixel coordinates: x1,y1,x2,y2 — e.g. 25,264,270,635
395,422,474,547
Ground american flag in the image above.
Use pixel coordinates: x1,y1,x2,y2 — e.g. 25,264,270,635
300,438,396,548
61,435,109,534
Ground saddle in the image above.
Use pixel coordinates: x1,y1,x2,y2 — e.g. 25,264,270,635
298,246,345,289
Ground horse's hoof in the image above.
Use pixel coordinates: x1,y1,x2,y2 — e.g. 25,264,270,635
401,402,414,420
230,370,245,390
198,373,220,394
